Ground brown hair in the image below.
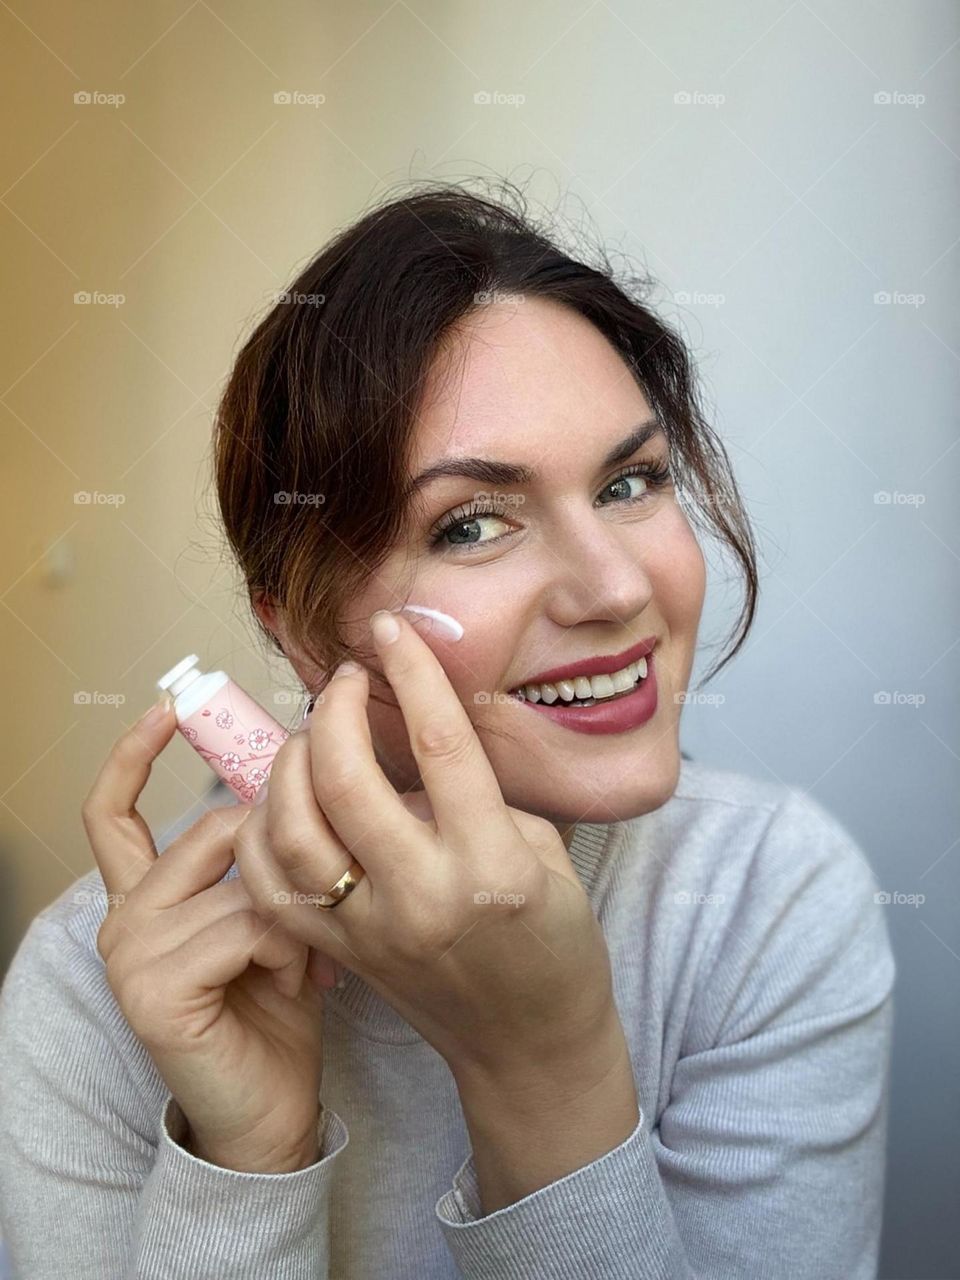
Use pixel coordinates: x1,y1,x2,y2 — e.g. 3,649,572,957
213,180,758,698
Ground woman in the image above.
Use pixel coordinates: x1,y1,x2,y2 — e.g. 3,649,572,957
0,184,895,1278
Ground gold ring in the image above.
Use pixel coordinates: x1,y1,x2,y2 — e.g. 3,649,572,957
311,857,366,910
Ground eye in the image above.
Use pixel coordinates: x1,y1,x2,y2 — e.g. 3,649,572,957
428,502,513,551
596,460,672,506
427,457,674,554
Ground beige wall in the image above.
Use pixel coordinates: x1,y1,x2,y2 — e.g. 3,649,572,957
0,0,581,962
0,1,570,962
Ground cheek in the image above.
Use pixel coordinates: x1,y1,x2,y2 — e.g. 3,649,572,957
649,511,706,620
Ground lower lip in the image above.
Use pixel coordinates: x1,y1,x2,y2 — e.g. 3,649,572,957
510,650,658,735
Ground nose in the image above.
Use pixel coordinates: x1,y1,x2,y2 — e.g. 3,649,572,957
540,508,655,627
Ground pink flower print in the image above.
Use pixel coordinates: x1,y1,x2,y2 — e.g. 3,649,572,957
182,726,198,742
248,767,269,790
248,728,270,751
220,751,242,772
216,710,234,730
234,733,246,744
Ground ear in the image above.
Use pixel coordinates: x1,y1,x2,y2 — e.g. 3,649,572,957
252,591,280,636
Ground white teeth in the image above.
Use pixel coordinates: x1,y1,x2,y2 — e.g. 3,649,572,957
513,653,650,705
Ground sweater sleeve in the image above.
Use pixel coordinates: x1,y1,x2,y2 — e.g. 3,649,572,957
0,913,348,1279
434,788,896,1280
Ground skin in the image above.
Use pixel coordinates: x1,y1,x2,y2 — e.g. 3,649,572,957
257,295,707,842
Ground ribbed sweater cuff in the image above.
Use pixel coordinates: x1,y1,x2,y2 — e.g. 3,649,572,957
434,1107,691,1279
128,1095,348,1278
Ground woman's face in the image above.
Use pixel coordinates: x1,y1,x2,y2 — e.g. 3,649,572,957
278,297,706,833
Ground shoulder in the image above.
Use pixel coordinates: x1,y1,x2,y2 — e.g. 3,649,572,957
632,759,897,1047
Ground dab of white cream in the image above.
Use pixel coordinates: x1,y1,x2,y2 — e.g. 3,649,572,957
400,604,464,641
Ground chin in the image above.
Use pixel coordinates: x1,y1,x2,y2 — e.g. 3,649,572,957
505,743,683,827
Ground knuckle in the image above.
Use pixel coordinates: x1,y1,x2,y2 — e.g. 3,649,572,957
80,792,102,835
414,717,473,767
272,828,315,876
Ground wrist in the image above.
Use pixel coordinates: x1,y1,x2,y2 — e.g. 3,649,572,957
451,1003,630,1110
181,1114,322,1173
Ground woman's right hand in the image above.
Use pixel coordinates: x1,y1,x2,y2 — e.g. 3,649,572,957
81,696,329,1173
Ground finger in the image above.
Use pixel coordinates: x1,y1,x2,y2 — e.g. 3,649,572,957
81,699,179,900
306,947,340,993
134,806,252,911
153,908,310,1004
304,662,427,880
233,800,365,967
368,610,514,850
263,722,361,891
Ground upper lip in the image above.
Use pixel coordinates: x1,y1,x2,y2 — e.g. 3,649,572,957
509,636,658,691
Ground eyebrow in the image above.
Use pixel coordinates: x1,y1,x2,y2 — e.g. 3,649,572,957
407,417,665,496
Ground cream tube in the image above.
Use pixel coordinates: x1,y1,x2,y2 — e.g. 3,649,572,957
156,654,292,805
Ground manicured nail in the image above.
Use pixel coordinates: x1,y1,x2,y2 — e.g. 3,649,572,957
331,660,361,680
400,605,464,641
140,693,173,726
370,610,400,645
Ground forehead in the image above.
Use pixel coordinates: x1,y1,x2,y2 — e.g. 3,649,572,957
410,297,652,469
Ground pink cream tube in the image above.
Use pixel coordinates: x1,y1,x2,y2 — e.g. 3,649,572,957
156,654,293,805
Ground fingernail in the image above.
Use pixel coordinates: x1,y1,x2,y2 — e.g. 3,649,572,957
400,605,464,641
140,693,173,726
370,610,400,646
331,660,361,680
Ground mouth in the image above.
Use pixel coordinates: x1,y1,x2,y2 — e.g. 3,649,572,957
506,636,657,708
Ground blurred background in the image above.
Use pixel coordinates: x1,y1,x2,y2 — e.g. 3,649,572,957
1,2,957,1275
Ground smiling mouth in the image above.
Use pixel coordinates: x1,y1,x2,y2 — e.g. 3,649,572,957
508,653,651,708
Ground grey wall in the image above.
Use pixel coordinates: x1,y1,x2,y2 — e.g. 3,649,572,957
657,7,960,1274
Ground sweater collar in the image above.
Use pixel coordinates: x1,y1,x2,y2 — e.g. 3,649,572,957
325,818,627,1045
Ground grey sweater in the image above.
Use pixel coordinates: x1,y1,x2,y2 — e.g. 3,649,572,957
0,760,895,1279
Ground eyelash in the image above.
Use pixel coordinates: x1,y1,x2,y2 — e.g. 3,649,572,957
427,458,674,553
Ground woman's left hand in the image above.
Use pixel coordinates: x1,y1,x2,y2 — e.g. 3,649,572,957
233,609,619,1086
